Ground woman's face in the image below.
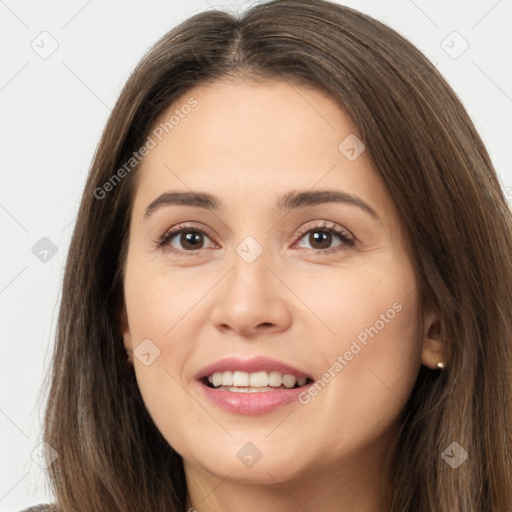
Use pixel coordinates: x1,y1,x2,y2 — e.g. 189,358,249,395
121,79,437,488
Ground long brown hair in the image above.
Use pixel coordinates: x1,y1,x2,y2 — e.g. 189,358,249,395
43,1,512,510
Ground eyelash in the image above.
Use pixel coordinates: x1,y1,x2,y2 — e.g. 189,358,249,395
155,221,355,256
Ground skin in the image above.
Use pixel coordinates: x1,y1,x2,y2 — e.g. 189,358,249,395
120,79,444,512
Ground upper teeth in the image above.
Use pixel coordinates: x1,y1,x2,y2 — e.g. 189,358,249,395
207,371,307,388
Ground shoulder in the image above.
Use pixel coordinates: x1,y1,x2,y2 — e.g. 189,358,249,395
20,505,58,512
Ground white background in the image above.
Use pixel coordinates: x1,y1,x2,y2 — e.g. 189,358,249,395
1,0,511,510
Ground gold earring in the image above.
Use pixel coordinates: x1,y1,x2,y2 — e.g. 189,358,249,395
437,361,445,369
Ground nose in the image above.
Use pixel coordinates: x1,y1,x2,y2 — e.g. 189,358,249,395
209,248,293,337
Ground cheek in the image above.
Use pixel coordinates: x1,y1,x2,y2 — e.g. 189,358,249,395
290,260,419,359
303,280,421,449
124,266,211,448
295,263,421,434
124,263,205,351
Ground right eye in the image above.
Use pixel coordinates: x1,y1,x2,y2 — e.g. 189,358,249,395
155,223,217,253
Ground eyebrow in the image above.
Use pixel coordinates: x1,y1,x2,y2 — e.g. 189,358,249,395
144,190,379,220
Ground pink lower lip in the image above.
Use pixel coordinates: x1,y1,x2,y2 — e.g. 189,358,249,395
197,380,306,415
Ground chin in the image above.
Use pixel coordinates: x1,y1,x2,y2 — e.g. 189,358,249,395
185,450,310,486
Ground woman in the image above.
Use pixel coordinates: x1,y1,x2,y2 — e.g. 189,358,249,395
26,0,512,510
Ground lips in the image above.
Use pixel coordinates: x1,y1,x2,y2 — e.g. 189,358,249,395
195,356,315,414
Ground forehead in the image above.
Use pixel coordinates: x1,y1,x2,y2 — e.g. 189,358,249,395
132,78,393,223
157,78,354,152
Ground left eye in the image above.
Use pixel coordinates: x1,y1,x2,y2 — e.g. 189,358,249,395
294,224,354,253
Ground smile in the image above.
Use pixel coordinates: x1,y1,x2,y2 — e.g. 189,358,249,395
198,373,314,414
205,370,310,391
196,356,314,414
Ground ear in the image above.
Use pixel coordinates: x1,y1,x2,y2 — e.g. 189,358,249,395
118,303,133,364
420,309,446,369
